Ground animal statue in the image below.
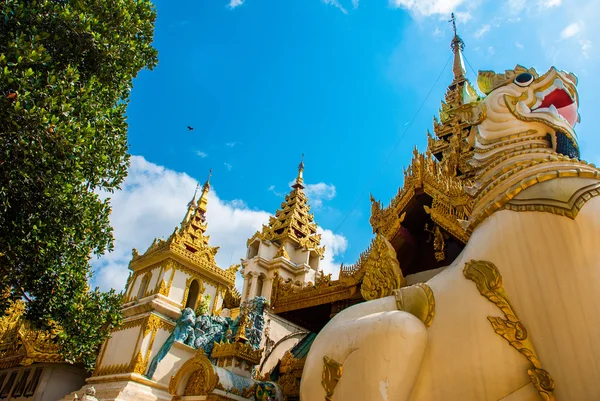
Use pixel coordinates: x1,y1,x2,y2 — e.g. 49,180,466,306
146,307,196,379
194,314,230,356
301,66,600,400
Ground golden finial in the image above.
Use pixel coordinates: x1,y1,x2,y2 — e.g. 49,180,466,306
188,182,201,207
203,168,212,191
449,12,466,81
293,154,305,189
197,168,212,212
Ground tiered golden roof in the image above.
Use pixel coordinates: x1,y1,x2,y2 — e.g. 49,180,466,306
130,170,236,285
371,20,480,256
269,25,482,329
247,158,325,257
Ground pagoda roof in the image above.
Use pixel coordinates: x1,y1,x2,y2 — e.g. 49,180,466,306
247,157,325,257
129,170,236,287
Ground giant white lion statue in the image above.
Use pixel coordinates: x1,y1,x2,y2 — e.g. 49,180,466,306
300,66,600,401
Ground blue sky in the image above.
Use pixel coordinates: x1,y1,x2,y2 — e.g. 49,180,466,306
94,0,600,290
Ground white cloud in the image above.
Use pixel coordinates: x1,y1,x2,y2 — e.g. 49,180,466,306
561,22,581,39
224,162,232,171
474,24,491,38
454,11,472,24
508,0,525,13
580,39,592,58
304,183,336,208
488,46,495,56
515,41,524,49
268,185,284,197
323,0,348,14
352,0,359,8
388,0,465,16
196,150,208,158
93,156,348,291
539,0,561,7
227,0,244,9
225,142,240,148
318,228,348,277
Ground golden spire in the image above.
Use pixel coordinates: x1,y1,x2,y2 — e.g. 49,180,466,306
292,153,305,189
246,159,325,257
449,13,466,82
197,168,212,214
169,169,215,252
183,183,201,224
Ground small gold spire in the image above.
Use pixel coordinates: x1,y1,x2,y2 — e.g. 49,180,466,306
293,154,305,189
449,12,466,82
197,169,212,213
188,183,201,207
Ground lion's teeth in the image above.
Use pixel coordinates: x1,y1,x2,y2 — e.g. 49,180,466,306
553,78,564,90
517,101,530,113
549,104,559,117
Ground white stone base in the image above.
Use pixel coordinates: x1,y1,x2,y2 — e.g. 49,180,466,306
58,374,171,401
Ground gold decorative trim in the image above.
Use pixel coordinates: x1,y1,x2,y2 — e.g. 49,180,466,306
0,300,64,369
212,341,262,366
322,356,343,401
86,372,170,391
468,162,600,233
393,283,435,328
169,350,218,395
463,260,555,400
360,234,405,301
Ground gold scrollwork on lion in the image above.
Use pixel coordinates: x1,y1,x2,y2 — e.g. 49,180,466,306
463,260,555,400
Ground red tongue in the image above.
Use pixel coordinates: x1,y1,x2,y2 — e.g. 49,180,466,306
539,89,573,109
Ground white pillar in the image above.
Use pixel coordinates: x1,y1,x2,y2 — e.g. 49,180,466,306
248,272,259,300
241,273,250,302
262,276,273,303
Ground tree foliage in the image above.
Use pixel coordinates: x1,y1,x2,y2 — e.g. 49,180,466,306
0,0,158,370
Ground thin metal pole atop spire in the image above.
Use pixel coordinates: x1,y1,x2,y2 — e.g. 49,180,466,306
449,12,466,81
449,13,457,36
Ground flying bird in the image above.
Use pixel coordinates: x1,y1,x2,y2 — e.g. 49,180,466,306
187,126,194,131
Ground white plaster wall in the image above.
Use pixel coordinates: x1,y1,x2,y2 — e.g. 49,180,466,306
152,342,196,385
129,275,142,300
266,312,306,344
260,335,303,376
36,365,87,401
159,266,173,297
147,266,160,293
259,242,276,259
289,247,306,266
0,364,88,401
170,269,188,305
215,292,223,312
277,268,297,283
99,326,139,368
204,283,217,305
146,327,171,368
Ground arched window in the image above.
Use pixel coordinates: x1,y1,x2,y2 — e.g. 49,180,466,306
185,279,200,310
137,273,150,300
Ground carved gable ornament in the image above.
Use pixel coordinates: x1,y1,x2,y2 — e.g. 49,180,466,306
359,234,406,301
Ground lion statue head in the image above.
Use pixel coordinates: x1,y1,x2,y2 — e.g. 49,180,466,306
473,65,579,158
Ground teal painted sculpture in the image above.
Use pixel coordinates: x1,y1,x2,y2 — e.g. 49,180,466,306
145,307,195,379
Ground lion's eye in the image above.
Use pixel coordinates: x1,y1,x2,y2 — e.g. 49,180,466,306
514,72,534,87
